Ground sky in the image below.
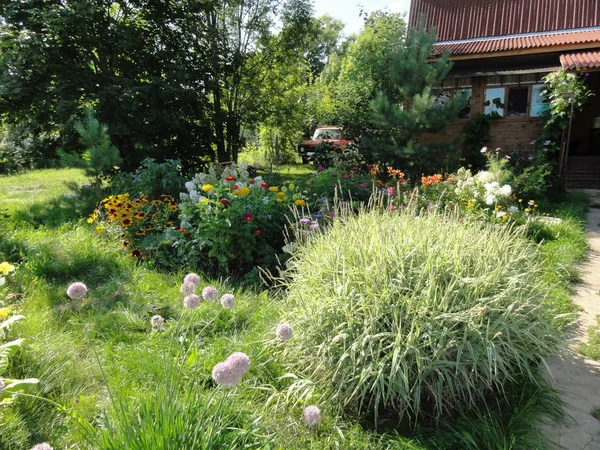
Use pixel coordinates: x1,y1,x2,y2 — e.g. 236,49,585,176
313,0,411,37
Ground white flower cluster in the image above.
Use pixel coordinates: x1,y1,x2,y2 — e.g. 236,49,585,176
454,168,512,205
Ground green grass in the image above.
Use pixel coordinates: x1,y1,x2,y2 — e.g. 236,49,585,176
257,163,313,185
0,169,591,450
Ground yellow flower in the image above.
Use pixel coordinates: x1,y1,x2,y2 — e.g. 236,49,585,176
294,199,306,207
232,186,251,197
525,208,531,213
0,261,15,275
269,186,279,192
0,307,9,321
276,192,287,202
96,225,105,234
200,198,210,203
202,184,214,192
87,211,98,223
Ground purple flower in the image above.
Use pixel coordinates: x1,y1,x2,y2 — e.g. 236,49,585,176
226,352,250,376
30,445,53,450
212,361,241,387
276,322,293,341
310,222,319,230
183,294,201,309
331,173,338,177
342,173,350,179
184,273,201,286
585,72,590,77
328,211,336,217
528,156,534,161
312,213,323,219
544,140,551,146
180,281,196,296
317,166,325,172
66,282,87,300
202,285,218,301
359,183,366,189
150,315,165,329
303,405,321,426
220,293,235,309
299,217,311,224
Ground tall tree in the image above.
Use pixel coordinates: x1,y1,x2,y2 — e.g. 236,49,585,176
0,0,216,171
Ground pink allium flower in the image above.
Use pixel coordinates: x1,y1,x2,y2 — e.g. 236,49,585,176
150,315,165,329
317,166,325,172
220,293,235,309
183,294,201,309
183,273,201,286
342,173,350,179
66,282,87,300
359,183,366,188
30,444,53,450
226,352,250,376
180,281,196,296
202,285,218,301
211,361,241,387
276,323,293,341
303,405,321,426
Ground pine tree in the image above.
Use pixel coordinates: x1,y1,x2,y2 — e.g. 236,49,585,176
362,21,466,176
58,108,121,187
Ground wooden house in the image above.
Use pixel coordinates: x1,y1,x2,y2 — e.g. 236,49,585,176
409,0,600,188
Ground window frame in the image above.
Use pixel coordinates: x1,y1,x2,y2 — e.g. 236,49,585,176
482,72,548,119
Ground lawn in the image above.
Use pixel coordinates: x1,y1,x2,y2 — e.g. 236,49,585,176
0,167,590,450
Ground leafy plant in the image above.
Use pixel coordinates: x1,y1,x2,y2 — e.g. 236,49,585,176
109,158,186,200
279,206,562,425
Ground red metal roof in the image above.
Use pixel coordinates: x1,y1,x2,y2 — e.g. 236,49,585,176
410,0,600,42
432,28,600,57
560,51,600,70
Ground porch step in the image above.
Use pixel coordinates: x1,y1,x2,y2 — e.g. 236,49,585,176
565,156,600,189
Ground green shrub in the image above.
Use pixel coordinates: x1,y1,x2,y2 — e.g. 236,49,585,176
279,209,562,425
109,158,186,199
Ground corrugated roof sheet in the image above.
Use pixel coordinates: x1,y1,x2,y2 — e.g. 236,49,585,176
561,51,600,70
432,28,600,57
410,0,600,42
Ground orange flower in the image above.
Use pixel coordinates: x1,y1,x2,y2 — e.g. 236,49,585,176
120,217,133,227
421,174,443,186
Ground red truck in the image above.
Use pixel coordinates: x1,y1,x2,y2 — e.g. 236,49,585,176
297,126,352,164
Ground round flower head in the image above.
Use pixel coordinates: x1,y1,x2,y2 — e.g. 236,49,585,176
226,352,250,376
180,281,196,296
303,405,321,426
66,282,87,300
30,444,53,450
220,293,235,309
183,294,201,310
276,322,294,341
183,273,201,286
202,285,218,301
211,361,241,387
150,315,165,329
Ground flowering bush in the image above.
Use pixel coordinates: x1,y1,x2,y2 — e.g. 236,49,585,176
89,193,179,260
176,163,308,275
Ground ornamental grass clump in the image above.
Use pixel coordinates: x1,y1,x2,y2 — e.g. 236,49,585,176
280,208,562,425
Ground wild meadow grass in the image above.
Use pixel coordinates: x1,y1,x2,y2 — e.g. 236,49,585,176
0,169,590,449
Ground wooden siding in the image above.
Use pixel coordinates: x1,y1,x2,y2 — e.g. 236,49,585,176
409,0,600,42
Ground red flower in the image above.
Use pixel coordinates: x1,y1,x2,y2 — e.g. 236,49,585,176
219,198,230,206
342,173,350,179
232,184,239,190
260,183,269,188
242,212,254,222
254,229,261,235
226,176,236,181
177,227,186,232
249,179,255,184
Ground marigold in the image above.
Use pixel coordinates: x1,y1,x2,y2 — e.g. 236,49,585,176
202,184,214,192
294,199,306,207
268,186,279,192
233,186,251,197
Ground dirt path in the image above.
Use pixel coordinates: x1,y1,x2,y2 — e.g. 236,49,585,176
543,205,600,450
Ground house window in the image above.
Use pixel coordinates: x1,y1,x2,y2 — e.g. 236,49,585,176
485,87,505,117
530,84,549,117
507,87,528,117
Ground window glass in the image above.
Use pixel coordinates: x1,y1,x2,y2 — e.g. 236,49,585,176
485,87,505,117
457,88,472,119
507,87,528,117
530,84,549,117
